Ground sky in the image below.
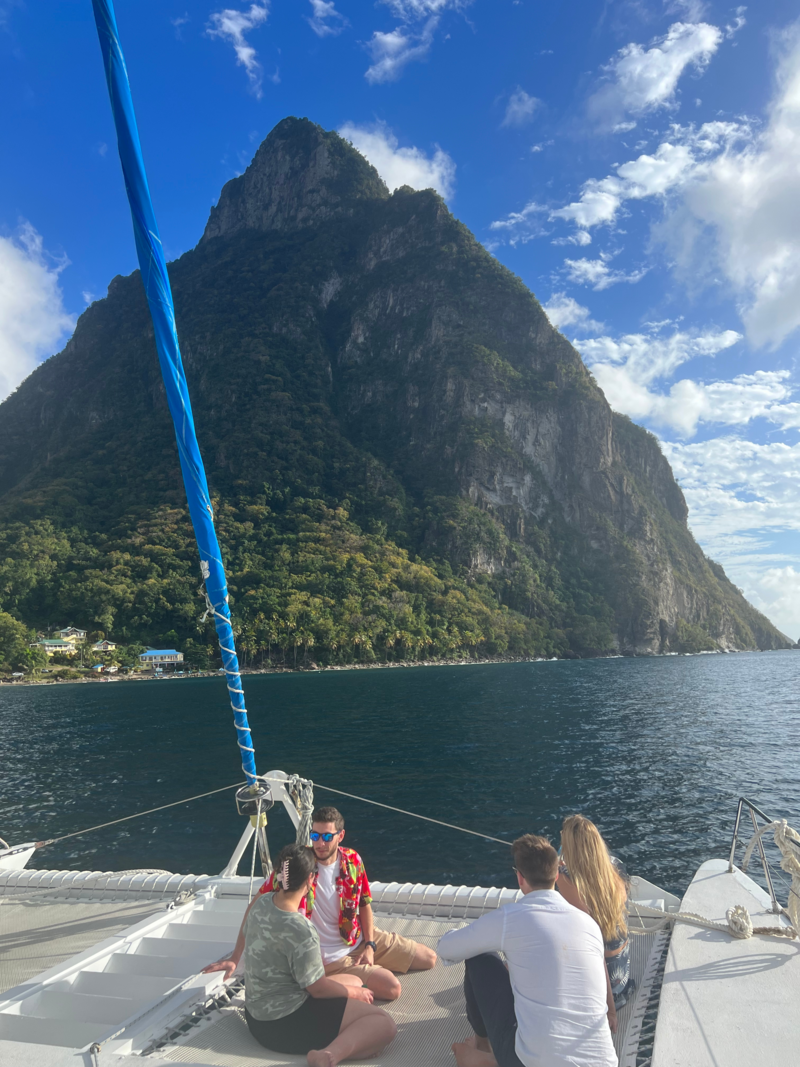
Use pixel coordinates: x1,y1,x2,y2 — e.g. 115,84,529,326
2,1,800,638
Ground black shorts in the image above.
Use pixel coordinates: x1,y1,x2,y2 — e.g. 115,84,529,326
245,998,347,1055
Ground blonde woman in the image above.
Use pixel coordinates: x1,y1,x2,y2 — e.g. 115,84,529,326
556,815,632,1009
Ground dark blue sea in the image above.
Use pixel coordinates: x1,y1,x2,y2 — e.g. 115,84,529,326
1,653,798,897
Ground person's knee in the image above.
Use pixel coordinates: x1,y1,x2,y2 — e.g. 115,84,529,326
411,944,437,970
369,970,402,1000
377,1010,398,1042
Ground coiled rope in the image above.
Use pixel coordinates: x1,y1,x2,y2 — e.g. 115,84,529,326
628,819,800,942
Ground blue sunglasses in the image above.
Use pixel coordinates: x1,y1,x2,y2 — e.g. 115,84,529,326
310,831,340,842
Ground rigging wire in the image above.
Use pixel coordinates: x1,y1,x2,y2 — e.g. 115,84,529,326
33,781,246,848
20,776,513,853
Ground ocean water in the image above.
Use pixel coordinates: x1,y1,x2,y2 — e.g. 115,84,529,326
1,653,798,897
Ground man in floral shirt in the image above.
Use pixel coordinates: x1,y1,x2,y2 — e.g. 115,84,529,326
262,806,436,1000
203,806,436,1002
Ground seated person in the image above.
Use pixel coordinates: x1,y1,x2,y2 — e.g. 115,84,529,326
241,842,396,1067
437,834,618,1067
204,805,436,1002
556,814,632,1008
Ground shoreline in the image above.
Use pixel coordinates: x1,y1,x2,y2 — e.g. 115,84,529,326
1,646,790,687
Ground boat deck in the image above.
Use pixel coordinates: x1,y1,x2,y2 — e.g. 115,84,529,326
652,859,799,1067
157,915,663,1067
0,871,671,1067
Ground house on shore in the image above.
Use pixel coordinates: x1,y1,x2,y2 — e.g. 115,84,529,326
57,627,87,644
92,640,117,653
139,649,184,671
35,639,78,657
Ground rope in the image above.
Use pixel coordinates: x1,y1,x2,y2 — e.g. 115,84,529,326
740,819,800,933
32,781,246,848
628,900,797,940
287,775,315,847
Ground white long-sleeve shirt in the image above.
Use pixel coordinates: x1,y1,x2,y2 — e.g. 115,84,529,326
437,889,618,1067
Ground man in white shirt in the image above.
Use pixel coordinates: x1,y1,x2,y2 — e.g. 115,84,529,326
437,834,618,1067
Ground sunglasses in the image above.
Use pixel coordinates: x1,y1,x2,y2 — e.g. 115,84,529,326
310,831,340,842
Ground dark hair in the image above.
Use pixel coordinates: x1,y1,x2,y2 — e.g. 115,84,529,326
275,844,316,892
312,806,344,831
512,834,558,888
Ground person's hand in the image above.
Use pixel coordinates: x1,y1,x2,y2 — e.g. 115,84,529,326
348,986,374,1003
607,1006,618,1035
202,958,238,981
352,945,375,967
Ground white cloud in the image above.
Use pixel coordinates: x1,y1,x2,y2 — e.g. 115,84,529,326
552,231,592,246
742,566,800,641
0,222,75,402
339,122,456,198
659,435,800,635
664,438,800,549
365,0,470,82
207,3,271,98
365,17,437,83
542,292,603,333
380,0,469,15
662,24,800,348
577,328,800,437
588,21,722,131
563,254,648,290
307,0,347,37
502,89,541,128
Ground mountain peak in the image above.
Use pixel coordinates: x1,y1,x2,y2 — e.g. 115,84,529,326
202,117,389,242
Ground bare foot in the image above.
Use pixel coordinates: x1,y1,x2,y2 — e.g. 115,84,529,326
451,1040,498,1067
307,1050,336,1067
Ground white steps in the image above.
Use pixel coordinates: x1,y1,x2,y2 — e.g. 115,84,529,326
0,893,247,1051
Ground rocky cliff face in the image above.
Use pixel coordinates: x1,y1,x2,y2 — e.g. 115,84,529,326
0,118,788,656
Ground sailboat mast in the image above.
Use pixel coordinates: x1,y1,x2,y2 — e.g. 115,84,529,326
91,0,258,786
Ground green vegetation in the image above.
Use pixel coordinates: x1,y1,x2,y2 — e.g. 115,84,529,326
0,610,46,675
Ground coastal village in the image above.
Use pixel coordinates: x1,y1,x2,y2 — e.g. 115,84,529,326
28,626,184,678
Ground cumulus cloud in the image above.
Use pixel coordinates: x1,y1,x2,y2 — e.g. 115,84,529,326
307,0,347,37
0,222,75,402
663,24,800,348
365,0,470,82
587,20,722,131
207,3,271,97
563,254,648,290
502,89,541,128
365,17,437,83
575,327,800,437
339,122,456,198
542,292,603,333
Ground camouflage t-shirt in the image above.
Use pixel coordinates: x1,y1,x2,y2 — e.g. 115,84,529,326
244,893,325,1021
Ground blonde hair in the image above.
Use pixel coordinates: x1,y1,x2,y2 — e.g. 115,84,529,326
560,815,627,943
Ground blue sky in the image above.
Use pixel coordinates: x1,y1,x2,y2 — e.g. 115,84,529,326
2,0,800,636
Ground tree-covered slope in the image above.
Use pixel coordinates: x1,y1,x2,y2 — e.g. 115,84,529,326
0,118,788,665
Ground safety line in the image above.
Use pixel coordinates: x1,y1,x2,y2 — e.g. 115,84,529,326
307,781,512,847
21,777,514,854
35,781,246,847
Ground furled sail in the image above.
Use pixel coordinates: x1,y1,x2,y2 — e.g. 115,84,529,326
91,0,257,785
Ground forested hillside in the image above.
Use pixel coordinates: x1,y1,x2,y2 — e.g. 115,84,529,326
0,118,788,671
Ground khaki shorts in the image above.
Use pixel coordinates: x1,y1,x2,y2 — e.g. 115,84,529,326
323,927,417,979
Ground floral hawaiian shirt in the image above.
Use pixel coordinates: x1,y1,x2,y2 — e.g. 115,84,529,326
260,847,373,948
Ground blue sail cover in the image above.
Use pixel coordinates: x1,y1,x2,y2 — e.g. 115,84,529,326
92,0,257,785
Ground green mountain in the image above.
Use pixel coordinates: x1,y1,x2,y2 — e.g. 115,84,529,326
0,118,789,666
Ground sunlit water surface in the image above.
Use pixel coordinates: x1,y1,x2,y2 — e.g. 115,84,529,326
2,653,798,896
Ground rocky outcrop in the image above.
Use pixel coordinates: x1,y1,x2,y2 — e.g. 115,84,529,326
203,118,388,242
